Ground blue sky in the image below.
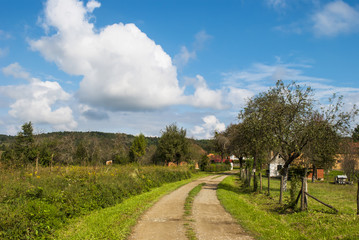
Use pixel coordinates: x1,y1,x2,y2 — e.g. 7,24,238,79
0,0,359,138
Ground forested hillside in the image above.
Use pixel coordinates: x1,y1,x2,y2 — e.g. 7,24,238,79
0,130,212,167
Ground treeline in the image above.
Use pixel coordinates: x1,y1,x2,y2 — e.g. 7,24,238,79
0,123,213,168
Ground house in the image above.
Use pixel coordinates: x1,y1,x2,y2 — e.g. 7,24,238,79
207,154,231,163
268,153,285,177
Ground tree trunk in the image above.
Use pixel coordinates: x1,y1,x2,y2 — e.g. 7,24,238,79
301,168,308,211
253,156,257,191
279,176,283,204
282,166,289,191
357,179,359,215
260,172,262,192
239,157,243,169
312,165,316,183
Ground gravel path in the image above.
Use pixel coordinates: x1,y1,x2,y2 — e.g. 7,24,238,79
128,173,253,240
192,174,254,240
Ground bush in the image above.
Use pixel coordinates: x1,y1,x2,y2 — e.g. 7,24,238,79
204,163,231,172
0,165,193,239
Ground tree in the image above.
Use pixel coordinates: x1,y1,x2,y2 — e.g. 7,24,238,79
129,133,147,163
15,122,38,166
353,125,359,142
156,124,190,165
238,80,356,190
213,131,230,160
342,140,359,182
238,102,273,190
302,116,340,181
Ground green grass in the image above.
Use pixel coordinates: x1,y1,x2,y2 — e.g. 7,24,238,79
54,178,202,240
184,183,206,240
0,165,199,239
217,175,359,240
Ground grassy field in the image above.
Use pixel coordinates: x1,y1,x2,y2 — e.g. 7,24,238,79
217,175,359,240
0,165,199,239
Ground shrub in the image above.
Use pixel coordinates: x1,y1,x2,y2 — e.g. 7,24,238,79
0,165,193,239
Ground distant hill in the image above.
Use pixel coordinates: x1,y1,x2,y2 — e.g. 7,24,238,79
0,131,211,165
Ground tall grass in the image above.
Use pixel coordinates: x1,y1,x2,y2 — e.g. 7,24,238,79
0,165,194,239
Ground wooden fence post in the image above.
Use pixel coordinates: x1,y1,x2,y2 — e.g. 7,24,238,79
279,175,283,204
268,164,271,196
301,175,308,211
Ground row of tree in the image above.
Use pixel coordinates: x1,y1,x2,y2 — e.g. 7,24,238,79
0,122,201,168
214,80,358,191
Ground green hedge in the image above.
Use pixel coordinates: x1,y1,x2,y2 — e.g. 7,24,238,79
205,163,231,172
0,165,192,239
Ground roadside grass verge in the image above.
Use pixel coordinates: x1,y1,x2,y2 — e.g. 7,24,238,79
184,183,206,240
54,177,206,240
217,175,359,240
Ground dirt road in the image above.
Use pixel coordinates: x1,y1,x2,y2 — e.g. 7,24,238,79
128,173,253,240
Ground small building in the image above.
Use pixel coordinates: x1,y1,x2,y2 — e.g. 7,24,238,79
335,175,348,184
268,153,286,177
307,168,324,180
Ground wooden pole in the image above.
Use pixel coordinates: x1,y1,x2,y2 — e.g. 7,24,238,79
260,172,263,192
305,192,338,213
268,164,271,196
50,153,54,172
35,156,39,174
279,175,283,204
301,176,306,211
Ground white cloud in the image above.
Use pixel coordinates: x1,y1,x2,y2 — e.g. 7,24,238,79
2,62,30,79
222,61,359,114
174,30,211,68
31,0,220,111
173,46,196,69
312,1,359,37
86,0,101,13
191,115,226,139
185,75,227,110
222,62,326,85
227,87,254,109
0,48,9,58
266,0,287,9
0,30,11,40
1,63,77,131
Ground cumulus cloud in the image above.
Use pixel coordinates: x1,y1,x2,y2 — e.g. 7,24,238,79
185,75,227,110
191,115,226,139
312,1,359,37
86,0,100,12
31,0,220,111
1,63,77,131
